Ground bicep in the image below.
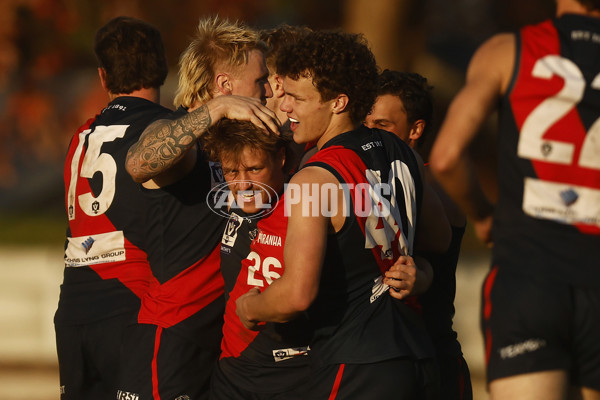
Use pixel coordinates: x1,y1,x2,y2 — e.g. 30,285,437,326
282,168,334,307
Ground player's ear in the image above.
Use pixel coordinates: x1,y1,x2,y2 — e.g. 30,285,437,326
215,73,233,96
409,119,425,144
273,74,285,98
331,94,349,114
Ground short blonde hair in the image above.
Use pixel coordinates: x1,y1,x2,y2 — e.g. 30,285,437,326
174,16,267,108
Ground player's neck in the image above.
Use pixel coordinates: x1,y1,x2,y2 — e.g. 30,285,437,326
108,87,160,103
316,116,357,150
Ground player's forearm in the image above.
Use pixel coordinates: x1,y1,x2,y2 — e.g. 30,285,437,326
126,105,212,182
241,278,309,324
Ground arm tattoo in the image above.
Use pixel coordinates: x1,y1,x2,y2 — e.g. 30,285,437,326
126,105,212,181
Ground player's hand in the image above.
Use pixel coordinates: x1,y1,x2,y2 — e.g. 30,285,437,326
383,255,417,300
207,95,281,135
236,286,262,330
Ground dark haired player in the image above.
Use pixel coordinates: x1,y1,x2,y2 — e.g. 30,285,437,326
431,0,600,398
366,70,473,400
236,30,451,398
55,16,171,400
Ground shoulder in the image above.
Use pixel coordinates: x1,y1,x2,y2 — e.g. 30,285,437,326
467,32,516,96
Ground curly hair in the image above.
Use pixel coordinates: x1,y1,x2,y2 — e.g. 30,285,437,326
276,30,379,125
259,24,312,75
174,16,268,108
202,119,296,175
94,16,167,94
377,70,434,139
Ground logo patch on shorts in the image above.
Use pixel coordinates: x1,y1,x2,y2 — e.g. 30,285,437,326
116,390,140,400
499,338,547,359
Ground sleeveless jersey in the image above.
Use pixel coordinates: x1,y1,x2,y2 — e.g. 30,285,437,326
495,14,600,286
55,96,171,325
218,197,311,393
136,107,226,344
303,125,433,366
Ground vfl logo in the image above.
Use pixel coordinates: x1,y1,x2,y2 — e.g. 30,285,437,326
81,237,95,254
209,161,224,187
91,200,100,214
221,213,243,246
207,180,278,219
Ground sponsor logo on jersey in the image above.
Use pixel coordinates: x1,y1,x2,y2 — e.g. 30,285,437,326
174,396,191,400
221,213,243,247
272,346,310,362
65,231,126,267
256,232,282,247
82,237,95,254
560,188,579,206
361,140,383,151
116,390,139,400
499,338,547,359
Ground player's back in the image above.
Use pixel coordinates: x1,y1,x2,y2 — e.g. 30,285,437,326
56,97,171,325
495,14,600,286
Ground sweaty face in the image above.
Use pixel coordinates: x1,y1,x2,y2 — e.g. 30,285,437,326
220,147,285,215
365,94,411,142
229,49,273,105
279,76,334,145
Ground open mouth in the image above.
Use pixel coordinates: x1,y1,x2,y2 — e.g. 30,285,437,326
237,190,257,202
288,117,299,131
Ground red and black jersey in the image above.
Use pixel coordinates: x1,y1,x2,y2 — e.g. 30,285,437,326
494,14,600,286
302,125,433,366
56,96,171,325
218,198,311,394
136,107,227,345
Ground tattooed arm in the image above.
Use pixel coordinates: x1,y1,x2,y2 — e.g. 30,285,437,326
126,95,280,183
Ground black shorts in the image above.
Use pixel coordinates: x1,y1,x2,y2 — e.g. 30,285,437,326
209,360,309,400
55,313,131,400
436,352,472,400
291,358,438,400
481,265,600,390
117,323,220,400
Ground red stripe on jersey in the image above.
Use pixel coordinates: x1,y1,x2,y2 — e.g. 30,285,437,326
152,326,163,400
328,364,346,400
482,265,499,365
138,243,224,328
307,146,408,274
